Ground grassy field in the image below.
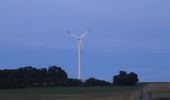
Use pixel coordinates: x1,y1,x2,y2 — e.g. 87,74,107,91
0,85,144,100
147,82,170,100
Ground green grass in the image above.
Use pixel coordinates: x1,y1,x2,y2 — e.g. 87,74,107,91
0,86,141,95
0,85,144,100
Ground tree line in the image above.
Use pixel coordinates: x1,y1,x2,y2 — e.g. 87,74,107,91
0,66,138,88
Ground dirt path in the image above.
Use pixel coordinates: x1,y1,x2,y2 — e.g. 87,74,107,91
142,86,150,100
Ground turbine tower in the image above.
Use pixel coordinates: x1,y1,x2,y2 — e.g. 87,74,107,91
68,31,88,80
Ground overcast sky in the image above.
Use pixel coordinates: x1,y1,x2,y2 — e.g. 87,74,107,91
0,0,170,82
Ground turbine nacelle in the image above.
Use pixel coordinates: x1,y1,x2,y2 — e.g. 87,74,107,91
67,30,89,40
68,31,89,50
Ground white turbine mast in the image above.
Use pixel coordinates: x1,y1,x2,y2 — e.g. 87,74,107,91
68,31,89,80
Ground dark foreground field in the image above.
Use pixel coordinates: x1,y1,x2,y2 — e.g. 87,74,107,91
147,83,170,100
0,85,144,100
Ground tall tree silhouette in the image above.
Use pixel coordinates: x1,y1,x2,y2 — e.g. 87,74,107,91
48,66,68,86
113,71,139,86
0,66,68,88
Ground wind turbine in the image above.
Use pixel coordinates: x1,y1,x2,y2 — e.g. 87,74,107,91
68,31,89,80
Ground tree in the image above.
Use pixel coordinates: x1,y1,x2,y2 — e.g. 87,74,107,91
127,72,139,85
65,78,83,86
0,66,68,88
113,71,139,86
85,78,111,86
47,66,68,86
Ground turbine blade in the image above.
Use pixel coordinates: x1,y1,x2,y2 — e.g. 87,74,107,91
80,32,87,38
67,32,79,39
80,30,89,38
